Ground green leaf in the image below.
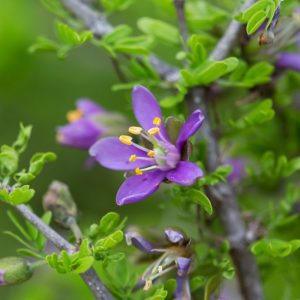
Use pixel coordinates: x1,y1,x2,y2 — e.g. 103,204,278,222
204,275,222,300
3,231,36,251
246,10,268,35
12,124,32,154
15,152,56,184
114,36,153,55
191,276,205,292
95,230,124,252
251,239,300,257
101,0,134,12
145,287,168,300
17,248,44,260
283,158,300,177
41,0,69,18
56,22,93,46
188,189,213,215
230,99,275,130
102,25,132,45
0,146,18,179
6,210,31,241
182,57,238,87
186,2,227,30
199,165,233,187
36,211,52,251
99,212,120,235
137,17,180,45
0,186,35,205
28,37,59,54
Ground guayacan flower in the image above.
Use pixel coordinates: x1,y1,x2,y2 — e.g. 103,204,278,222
90,85,204,205
57,98,127,149
126,228,192,300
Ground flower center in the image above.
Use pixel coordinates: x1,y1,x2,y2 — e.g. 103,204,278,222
119,117,180,175
66,109,83,123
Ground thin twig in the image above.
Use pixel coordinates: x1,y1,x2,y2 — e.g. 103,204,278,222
16,204,113,300
173,0,188,50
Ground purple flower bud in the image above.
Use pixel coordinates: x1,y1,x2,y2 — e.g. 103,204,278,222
125,232,156,253
276,52,300,72
164,228,185,244
43,181,78,228
0,257,32,286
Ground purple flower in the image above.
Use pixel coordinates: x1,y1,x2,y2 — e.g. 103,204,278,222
90,85,204,205
276,52,300,72
225,158,246,184
126,228,192,299
57,99,127,149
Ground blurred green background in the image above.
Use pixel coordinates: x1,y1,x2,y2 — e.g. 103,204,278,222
0,1,170,298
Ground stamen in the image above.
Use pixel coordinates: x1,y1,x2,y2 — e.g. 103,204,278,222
119,135,132,145
148,127,160,136
144,280,152,291
128,126,142,135
67,109,83,123
147,151,155,157
129,154,137,162
153,117,161,126
135,168,143,175
158,265,163,273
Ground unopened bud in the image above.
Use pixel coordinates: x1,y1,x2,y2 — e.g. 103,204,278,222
0,257,32,286
43,181,78,228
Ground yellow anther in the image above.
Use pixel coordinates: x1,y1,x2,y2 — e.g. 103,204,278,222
119,135,133,145
147,150,155,157
67,109,83,123
153,117,161,126
147,127,160,136
128,126,142,135
129,154,137,162
144,280,152,291
135,168,143,176
158,265,163,273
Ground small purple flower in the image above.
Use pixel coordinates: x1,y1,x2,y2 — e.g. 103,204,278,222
57,99,127,149
225,158,246,184
57,99,105,149
90,85,204,205
126,228,192,299
276,52,300,72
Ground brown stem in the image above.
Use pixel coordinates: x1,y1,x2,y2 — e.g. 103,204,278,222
16,204,113,300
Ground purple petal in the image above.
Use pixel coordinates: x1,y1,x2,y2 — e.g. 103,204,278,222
166,161,203,186
116,170,165,205
176,257,191,276
164,229,185,244
225,158,246,183
0,270,4,286
76,99,104,115
57,119,103,149
125,232,156,253
276,52,300,72
132,85,169,141
176,110,204,151
175,257,191,300
174,275,191,300
89,137,152,170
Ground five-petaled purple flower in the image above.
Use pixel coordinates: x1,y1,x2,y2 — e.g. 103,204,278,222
126,228,192,300
57,99,127,149
89,85,204,205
